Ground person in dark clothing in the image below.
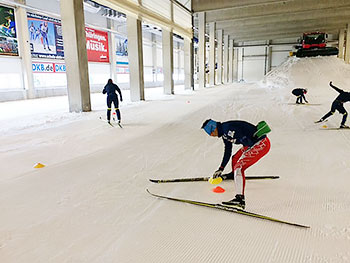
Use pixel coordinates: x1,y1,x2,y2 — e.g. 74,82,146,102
315,81,350,128
102,79,123,124
292,88,308,104
201,119,271,209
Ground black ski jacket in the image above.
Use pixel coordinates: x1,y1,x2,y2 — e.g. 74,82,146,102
103,83,123,100
292,88,307,96
217,121,264,170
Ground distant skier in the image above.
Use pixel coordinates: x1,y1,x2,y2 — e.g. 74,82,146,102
40,21,50,51
292,88,308,104
201,119,271,209
315,81,350,128
29,22,36,41
102,79,123,124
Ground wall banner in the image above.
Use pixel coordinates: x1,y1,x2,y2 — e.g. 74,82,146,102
32,62,66,73
85,27,109,63
27,13,64,59
0,5,18,56
116,35,127,56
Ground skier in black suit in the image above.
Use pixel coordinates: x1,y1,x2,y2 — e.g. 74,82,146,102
102,79,123,124
292,88,308,104
315,81,350,128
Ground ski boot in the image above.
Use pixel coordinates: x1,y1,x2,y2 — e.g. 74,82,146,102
314,119,324,123
340,124,350,129
222,194,245,209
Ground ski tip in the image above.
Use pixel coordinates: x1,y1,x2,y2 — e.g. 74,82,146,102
146,188,155,196
149,179,159,183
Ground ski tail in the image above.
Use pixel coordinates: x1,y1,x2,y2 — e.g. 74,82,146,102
149,175,279,183
147,189,310,229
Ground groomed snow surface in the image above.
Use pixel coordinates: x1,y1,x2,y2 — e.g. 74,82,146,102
1,56,350,262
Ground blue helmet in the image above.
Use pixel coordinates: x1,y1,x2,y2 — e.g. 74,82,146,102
202,119,217,135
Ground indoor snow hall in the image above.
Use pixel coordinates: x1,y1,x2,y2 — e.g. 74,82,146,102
1,1,350,262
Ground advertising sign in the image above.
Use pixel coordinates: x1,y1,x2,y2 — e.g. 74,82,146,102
116,35,127,56
85,27,109,63
0,5,18,56
27,13,64,59
32,62,66,73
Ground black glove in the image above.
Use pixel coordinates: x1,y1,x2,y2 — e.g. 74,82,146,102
212,169,223,179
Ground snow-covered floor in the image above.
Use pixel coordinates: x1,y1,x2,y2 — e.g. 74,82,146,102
1,56,350,262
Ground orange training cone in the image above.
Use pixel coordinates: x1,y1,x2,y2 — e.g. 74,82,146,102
212,186,225,193
34,163,45,168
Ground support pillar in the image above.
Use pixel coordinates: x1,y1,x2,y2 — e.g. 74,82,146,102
217,29,223,84
265,40,272,74
151,33,157,82
345,24,350,64
162,28,174,94
127,16,145,101
338,29,345,60
233,48,238,81
223,35,229,83
15,0,34,99
228,39,233,83
177,42,181,83
209,22,216,86
198,12,206,88
60,0,91,112
107,19,118,82
184,37,193,90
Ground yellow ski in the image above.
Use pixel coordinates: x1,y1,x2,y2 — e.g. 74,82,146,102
147,189,309,229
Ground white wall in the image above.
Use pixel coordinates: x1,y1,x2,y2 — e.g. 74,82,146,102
0,57,22,90
236,42,292,83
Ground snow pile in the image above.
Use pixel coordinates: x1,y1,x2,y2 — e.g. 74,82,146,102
259,56,350,105
260,56,350,92
259,56,298,90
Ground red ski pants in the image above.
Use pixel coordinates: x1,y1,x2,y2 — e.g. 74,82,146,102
231,137,271,195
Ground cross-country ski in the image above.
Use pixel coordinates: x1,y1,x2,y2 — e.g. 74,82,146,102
149,173,279,183
147,189,310,228
320,127,350,130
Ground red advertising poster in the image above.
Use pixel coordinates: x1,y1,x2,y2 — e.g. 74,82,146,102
85,27,109,63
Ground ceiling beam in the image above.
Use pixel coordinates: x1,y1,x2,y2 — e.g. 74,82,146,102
219,18,349,34
215,7,350,28
192,0,291,12
203,0,350,23
230,27,342,42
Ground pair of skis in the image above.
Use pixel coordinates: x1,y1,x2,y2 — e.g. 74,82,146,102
148,174,310,228
99,117,123,128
